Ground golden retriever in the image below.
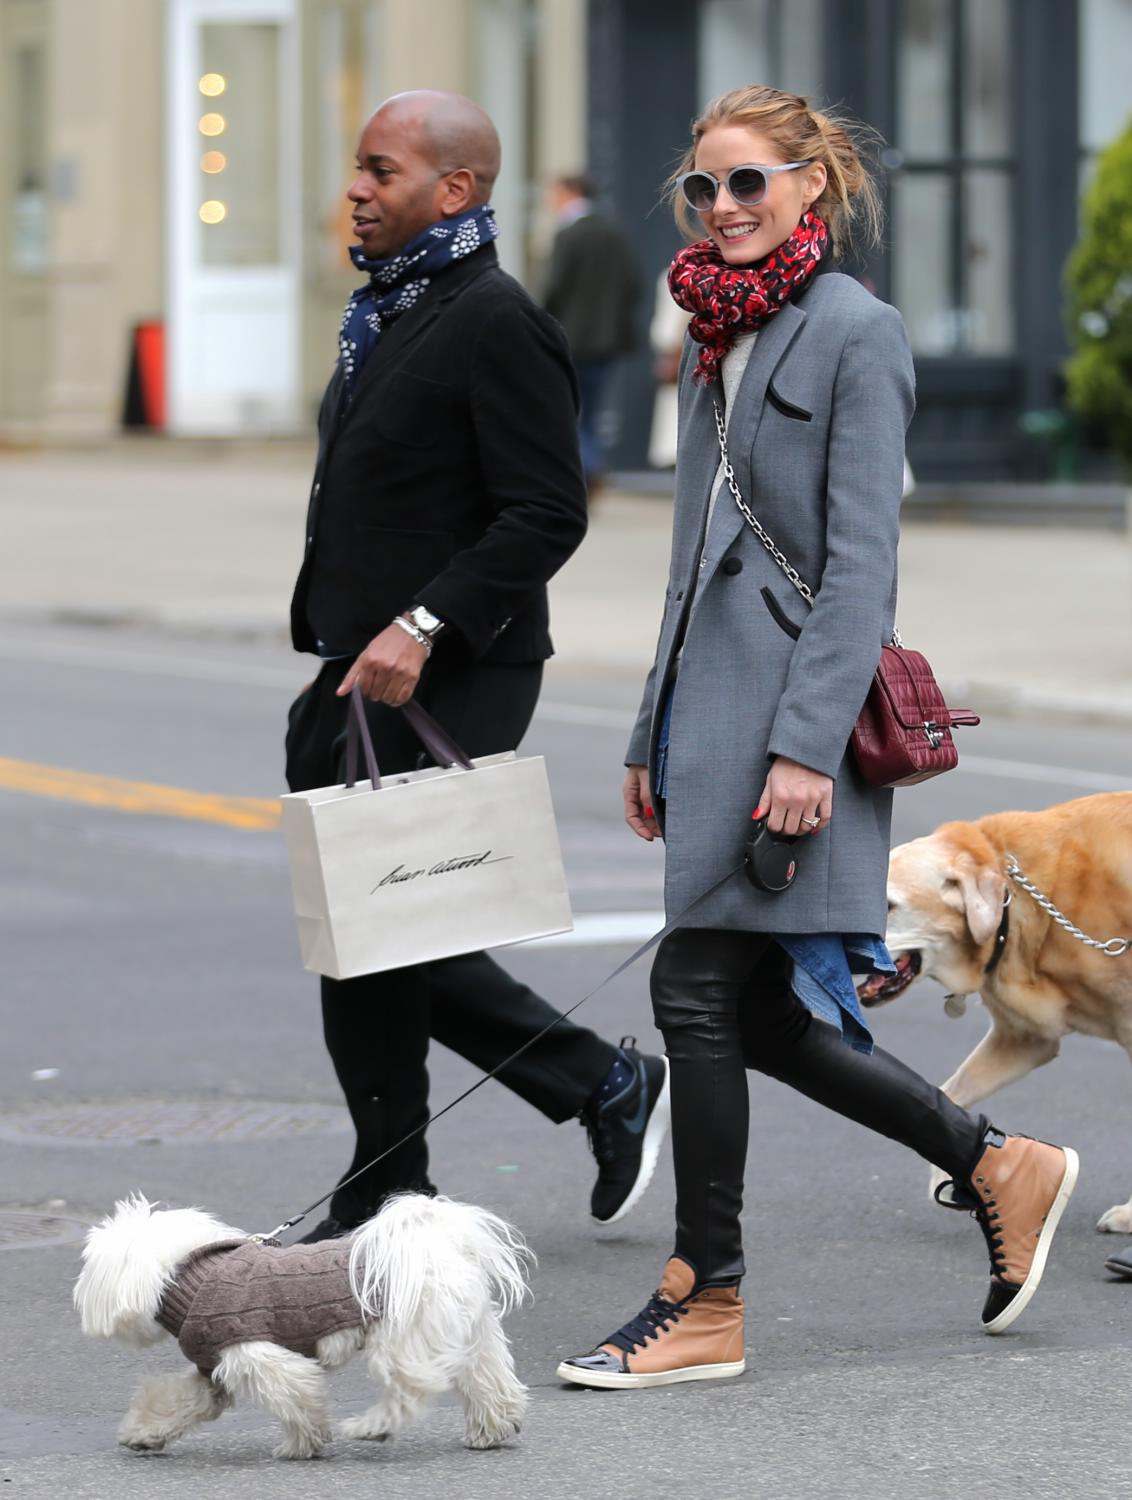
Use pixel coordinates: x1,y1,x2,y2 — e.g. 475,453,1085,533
861,792,1132,1231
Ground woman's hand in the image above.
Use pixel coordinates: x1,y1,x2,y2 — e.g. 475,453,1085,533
623,765,661,842
757,756,833,837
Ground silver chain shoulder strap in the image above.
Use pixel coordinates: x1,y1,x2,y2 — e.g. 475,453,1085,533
713,401,815,605
713,399,904,648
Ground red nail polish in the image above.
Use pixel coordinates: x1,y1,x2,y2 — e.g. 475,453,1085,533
644,806,654,819
753,807,764,819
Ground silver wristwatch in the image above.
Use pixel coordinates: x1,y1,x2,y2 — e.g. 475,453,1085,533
405,605,446,641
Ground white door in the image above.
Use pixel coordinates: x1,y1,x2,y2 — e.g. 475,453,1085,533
166,0,300,433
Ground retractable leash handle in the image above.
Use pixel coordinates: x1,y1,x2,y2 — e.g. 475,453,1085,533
744,814,802,893
345,686,476,790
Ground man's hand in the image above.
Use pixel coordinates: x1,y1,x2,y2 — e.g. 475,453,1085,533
337,624,428,707
623,764,661,842
756,756,833,837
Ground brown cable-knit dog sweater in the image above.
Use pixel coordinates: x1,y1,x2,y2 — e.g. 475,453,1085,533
156,1238,363,1374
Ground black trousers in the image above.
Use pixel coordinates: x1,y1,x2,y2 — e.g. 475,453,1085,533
285,656,617,1222
650,929,990,1285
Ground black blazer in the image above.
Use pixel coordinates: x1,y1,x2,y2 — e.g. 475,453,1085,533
291,243,588,663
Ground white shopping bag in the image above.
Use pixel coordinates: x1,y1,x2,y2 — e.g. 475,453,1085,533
281,692,573,979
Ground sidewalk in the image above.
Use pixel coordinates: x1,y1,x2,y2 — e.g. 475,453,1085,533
2,442,1130,721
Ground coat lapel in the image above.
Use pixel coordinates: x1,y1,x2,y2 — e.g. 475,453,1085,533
335,242,500,437
671,302,808,595
667,372,721,594
336,297,444,431
699,300,808,566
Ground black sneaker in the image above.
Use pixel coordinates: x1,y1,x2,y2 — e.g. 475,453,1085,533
295,1180,438,1244
582,1038,670,1224
295,1215,355,1244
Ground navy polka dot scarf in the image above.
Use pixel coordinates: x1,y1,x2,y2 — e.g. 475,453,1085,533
337,204,499,400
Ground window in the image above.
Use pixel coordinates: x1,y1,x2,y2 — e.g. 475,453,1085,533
9,43,48,274
891,0,1014,355
1079,0,1132,175
473,0,537,279
197,22,282,267
315,3,367,275
699,0,822,106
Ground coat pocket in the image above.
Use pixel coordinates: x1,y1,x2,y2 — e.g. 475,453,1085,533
761,586,804,640
352,526,457,603
766,381,813,423
374,373,458,449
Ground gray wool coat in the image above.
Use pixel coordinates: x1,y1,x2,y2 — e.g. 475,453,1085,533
626,270,916,935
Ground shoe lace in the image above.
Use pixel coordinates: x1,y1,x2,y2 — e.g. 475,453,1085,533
935,1177,1008,1280
605,1292,689,1355
581,1113,617,1167
579,1037,640,1169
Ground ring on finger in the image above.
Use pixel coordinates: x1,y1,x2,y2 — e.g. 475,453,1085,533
801,814,821,828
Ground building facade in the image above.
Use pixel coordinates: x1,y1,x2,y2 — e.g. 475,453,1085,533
2,0,1130,481
590,0,1132,479
0,0,584,440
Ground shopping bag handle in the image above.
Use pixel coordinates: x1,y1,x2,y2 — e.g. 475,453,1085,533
345,685,476,790
346,686,382,789
401,698,476,773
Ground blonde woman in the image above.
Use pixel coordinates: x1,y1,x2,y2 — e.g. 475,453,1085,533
558,86,1078,1390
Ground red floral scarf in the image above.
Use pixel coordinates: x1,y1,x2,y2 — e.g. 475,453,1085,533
668,209,829,384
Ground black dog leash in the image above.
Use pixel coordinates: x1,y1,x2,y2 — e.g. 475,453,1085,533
254,862,745,1243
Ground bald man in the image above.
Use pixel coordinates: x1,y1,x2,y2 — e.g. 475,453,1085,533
286,92,670,1242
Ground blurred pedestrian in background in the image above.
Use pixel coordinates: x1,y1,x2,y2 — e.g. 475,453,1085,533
285,91,670,1243
542,173,641,494
647,268,692,471
558,84,1078,1391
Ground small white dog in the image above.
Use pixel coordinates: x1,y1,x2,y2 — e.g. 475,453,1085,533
73,1192,530,1460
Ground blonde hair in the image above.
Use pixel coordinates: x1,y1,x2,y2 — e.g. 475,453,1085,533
668,85,883,259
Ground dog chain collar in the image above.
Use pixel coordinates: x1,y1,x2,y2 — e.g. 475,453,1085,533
1005,853,1132,957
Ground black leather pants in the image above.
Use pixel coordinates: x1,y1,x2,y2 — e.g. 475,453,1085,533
650,929,989,1285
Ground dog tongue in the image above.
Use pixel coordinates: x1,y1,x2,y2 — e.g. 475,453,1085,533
857,972,887,1000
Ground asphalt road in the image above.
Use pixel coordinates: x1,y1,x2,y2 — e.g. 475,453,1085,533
2,622,1132,1499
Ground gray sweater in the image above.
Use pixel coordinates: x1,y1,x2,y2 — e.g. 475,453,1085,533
156,1238,362,1373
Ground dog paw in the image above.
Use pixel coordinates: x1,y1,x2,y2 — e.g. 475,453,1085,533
272,1437,326,1460
118,1433,167,1452
117,1417,167,1452
338,1415,390,1442
1097,1202,1132,1234
273,1422,331,1460
464,1416,521,1450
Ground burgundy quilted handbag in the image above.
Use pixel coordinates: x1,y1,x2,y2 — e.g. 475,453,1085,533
712,403,981,789
850,642,980,787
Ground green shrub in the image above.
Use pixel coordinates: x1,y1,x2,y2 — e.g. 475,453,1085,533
1065,119,1132,474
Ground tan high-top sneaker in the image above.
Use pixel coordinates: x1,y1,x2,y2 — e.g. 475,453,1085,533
945,1129,1079,1335
555,1257,745,1389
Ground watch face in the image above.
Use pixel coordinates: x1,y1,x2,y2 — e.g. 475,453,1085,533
411,607,442,634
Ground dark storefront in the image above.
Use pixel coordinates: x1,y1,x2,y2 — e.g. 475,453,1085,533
589,0,1131,483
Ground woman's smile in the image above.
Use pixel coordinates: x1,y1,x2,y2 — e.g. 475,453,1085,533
694,124,826,265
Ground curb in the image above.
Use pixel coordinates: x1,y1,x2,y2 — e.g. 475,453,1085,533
5,605,1131,730
938,676,1132,728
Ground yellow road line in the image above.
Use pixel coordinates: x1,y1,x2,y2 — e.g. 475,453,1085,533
0,757,281,831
